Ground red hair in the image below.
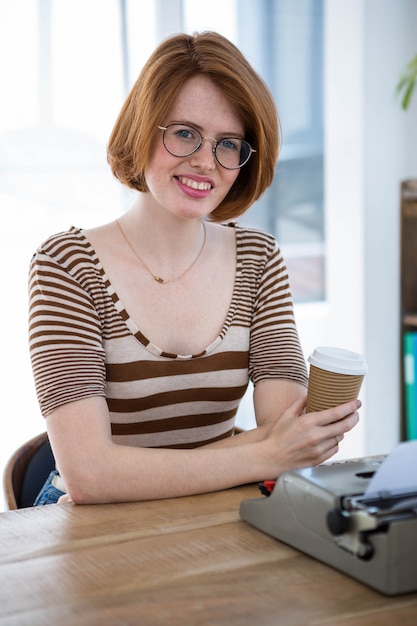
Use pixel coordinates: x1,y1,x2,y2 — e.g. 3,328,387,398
107,31,280,222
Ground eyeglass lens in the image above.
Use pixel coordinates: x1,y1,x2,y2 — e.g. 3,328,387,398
161,124,253,169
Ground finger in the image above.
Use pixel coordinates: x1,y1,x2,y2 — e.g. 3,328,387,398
313,399,362,426
326,433,343,454
57,493,73,505
311,435,341,466
324,411,359,445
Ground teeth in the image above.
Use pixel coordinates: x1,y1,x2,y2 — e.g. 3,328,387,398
179,177,211,191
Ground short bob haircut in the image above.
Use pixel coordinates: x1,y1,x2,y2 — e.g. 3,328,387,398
107,31,280,223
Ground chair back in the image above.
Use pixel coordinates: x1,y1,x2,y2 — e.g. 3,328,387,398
3,432,55,509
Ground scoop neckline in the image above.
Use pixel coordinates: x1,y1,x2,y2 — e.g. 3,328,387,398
73,224,243,360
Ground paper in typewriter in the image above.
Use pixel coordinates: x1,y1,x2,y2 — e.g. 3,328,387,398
364,440,417,498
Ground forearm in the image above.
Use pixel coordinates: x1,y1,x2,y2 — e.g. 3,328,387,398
205,425,267,448
63,439,266,504
46,397,268,504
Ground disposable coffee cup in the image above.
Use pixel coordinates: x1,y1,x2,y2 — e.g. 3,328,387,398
306,346,367,413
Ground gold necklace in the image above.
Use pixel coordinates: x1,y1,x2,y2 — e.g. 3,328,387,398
115,219,206,284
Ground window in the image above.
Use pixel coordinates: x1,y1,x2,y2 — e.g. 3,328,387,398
183,0,325,303
236,0,325,303
0,0,157,226
1,0,324,300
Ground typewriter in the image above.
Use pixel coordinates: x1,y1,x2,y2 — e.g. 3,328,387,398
240,443,417,595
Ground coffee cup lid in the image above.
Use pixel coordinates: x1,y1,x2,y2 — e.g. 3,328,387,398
308,346,368,375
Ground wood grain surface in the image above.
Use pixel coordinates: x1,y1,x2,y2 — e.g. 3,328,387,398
0,485,416,625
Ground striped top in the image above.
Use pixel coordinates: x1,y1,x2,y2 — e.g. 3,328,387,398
28,225,307,448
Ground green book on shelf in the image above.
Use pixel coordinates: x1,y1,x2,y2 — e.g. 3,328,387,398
403,331,417,440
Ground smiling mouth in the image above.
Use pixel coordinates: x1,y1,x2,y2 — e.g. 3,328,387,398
177,176,212,191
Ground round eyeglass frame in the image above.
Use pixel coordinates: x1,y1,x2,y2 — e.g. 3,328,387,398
157,124,256,170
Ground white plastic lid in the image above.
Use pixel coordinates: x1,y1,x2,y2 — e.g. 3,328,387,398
308,346,368,375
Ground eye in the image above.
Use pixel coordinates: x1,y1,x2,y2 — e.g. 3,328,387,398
174,126,198,141
218,138,240,151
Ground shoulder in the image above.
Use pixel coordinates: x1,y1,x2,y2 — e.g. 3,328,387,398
30,226,100,282
229,224,282,272
32,227,97,267
34,227,90,258
229,223,278,254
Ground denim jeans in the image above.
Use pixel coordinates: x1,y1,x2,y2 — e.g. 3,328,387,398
33,469,65,506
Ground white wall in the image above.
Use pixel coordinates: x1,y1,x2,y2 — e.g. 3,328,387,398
317,0,367,459
363,0,417,454
323,0,417,457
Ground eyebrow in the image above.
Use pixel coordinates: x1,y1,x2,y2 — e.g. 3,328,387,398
169,120,245,139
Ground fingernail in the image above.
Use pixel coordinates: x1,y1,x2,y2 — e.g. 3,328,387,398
356,400,362,409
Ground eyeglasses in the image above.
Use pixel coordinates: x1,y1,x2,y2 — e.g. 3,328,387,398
158,124,256,170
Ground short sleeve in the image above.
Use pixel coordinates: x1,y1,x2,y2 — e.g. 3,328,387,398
248,241,308,388
28,245,106,416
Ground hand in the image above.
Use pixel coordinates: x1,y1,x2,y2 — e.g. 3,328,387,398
262,397,361,477
57,493,74,505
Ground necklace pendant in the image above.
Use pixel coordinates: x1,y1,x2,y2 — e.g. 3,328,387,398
116,219,206,286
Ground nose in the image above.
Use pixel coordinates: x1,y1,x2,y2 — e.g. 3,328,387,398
190,137,217,169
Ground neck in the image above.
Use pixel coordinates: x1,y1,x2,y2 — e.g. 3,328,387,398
116,205,208,284
124,202,205,253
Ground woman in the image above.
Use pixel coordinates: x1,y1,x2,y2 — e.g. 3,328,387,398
29,31,360,505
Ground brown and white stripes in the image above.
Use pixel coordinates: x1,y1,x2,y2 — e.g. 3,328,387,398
28,225,307,449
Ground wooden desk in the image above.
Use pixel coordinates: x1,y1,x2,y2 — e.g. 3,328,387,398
1,484,416,625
